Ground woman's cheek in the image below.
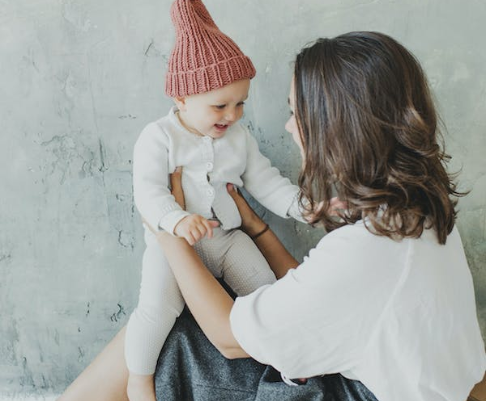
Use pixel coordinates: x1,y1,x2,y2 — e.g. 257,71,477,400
289,119,302,150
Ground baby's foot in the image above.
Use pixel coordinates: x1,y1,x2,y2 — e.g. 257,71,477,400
127,373,156,401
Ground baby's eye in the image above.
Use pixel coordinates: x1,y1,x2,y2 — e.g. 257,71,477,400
237,101,245,107
214,104,226,110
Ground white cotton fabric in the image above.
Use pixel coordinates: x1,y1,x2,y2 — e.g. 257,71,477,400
126,107,302,374
230,221,485,401
132,106,304,236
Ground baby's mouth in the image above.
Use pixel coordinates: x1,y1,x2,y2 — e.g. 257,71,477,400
214,123,228,129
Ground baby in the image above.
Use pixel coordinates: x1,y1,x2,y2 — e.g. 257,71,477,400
125,1,304,400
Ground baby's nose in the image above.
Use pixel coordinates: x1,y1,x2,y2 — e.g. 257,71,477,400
225,109,237,122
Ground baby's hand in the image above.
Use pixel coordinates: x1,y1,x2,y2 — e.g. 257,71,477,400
304,197,348,223
174,214,219,245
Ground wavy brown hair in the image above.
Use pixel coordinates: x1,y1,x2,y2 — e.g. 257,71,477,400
294,32,464,244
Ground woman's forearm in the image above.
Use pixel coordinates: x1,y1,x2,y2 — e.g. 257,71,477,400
227,186,299,279
249,222,299,279
156,232,249,359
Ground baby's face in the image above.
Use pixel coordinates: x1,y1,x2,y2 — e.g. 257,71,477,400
175,78,250,139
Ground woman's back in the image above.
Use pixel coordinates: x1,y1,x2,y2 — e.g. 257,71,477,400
355,226,485,401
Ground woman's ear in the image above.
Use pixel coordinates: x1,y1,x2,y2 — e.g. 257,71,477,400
173,96,187,111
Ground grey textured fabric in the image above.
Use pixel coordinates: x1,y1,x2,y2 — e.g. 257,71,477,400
154,307,378,401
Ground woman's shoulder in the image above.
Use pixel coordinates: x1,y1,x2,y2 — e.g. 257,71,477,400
297,222,403,285
315,219,459,250
303,221,445,282
314,220,391,251
308,222,466,282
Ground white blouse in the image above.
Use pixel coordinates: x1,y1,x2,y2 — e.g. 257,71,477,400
230,221,485,401
133,107,303,235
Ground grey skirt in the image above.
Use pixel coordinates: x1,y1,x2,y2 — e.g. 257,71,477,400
154,307,378,401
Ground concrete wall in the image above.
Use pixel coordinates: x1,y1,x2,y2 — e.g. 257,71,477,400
1,0,484,397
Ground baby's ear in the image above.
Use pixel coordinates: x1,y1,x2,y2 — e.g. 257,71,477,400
173,96,187,111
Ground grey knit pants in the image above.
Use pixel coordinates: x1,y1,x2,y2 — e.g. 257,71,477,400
154,306,378,401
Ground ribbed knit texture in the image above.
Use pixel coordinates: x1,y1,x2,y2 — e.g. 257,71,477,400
165,0,256,97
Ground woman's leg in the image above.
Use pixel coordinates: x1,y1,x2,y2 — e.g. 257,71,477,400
57,326,129,401
153,308,378,401
324,374,378,401
254,369,378,401
154,307,265,401
59,230,184,401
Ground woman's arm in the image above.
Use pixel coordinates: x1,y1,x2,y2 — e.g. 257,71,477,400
156,233,245,358
155,223,298,357
58,327,129,401
226,184,299,279
152,176,300,358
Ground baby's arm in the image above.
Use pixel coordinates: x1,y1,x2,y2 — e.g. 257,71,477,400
134,124,220,244
241,129,305,222
133,122,191,235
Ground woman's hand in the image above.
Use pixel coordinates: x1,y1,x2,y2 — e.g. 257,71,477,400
169,167,265,238
140,167,247,359
226,184,267,237
146,167,296,358
170,166,186,210
170,166,346,233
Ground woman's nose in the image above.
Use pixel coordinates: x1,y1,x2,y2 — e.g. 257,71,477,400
285,117,292,133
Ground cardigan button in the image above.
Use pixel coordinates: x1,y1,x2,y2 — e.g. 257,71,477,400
206,162,214,171
206,188,214,197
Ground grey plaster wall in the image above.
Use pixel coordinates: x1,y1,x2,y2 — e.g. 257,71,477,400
1,0,485,397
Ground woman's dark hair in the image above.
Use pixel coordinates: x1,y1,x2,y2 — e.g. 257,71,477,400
294,31,464,244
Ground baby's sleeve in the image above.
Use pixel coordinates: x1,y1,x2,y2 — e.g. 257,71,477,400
133,122,190,234
241,129,305,222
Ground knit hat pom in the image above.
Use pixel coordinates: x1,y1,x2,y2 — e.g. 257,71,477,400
165,0,256,97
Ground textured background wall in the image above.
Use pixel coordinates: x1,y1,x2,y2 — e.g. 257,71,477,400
1,0,485,398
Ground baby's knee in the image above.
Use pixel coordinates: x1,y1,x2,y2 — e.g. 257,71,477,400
130,300,184,327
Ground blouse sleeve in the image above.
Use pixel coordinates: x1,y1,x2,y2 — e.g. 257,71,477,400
229,225,394,379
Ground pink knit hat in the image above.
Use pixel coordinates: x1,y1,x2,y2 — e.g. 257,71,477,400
165,0,256,97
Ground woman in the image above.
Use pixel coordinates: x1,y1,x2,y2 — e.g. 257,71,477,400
59,32,484,401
